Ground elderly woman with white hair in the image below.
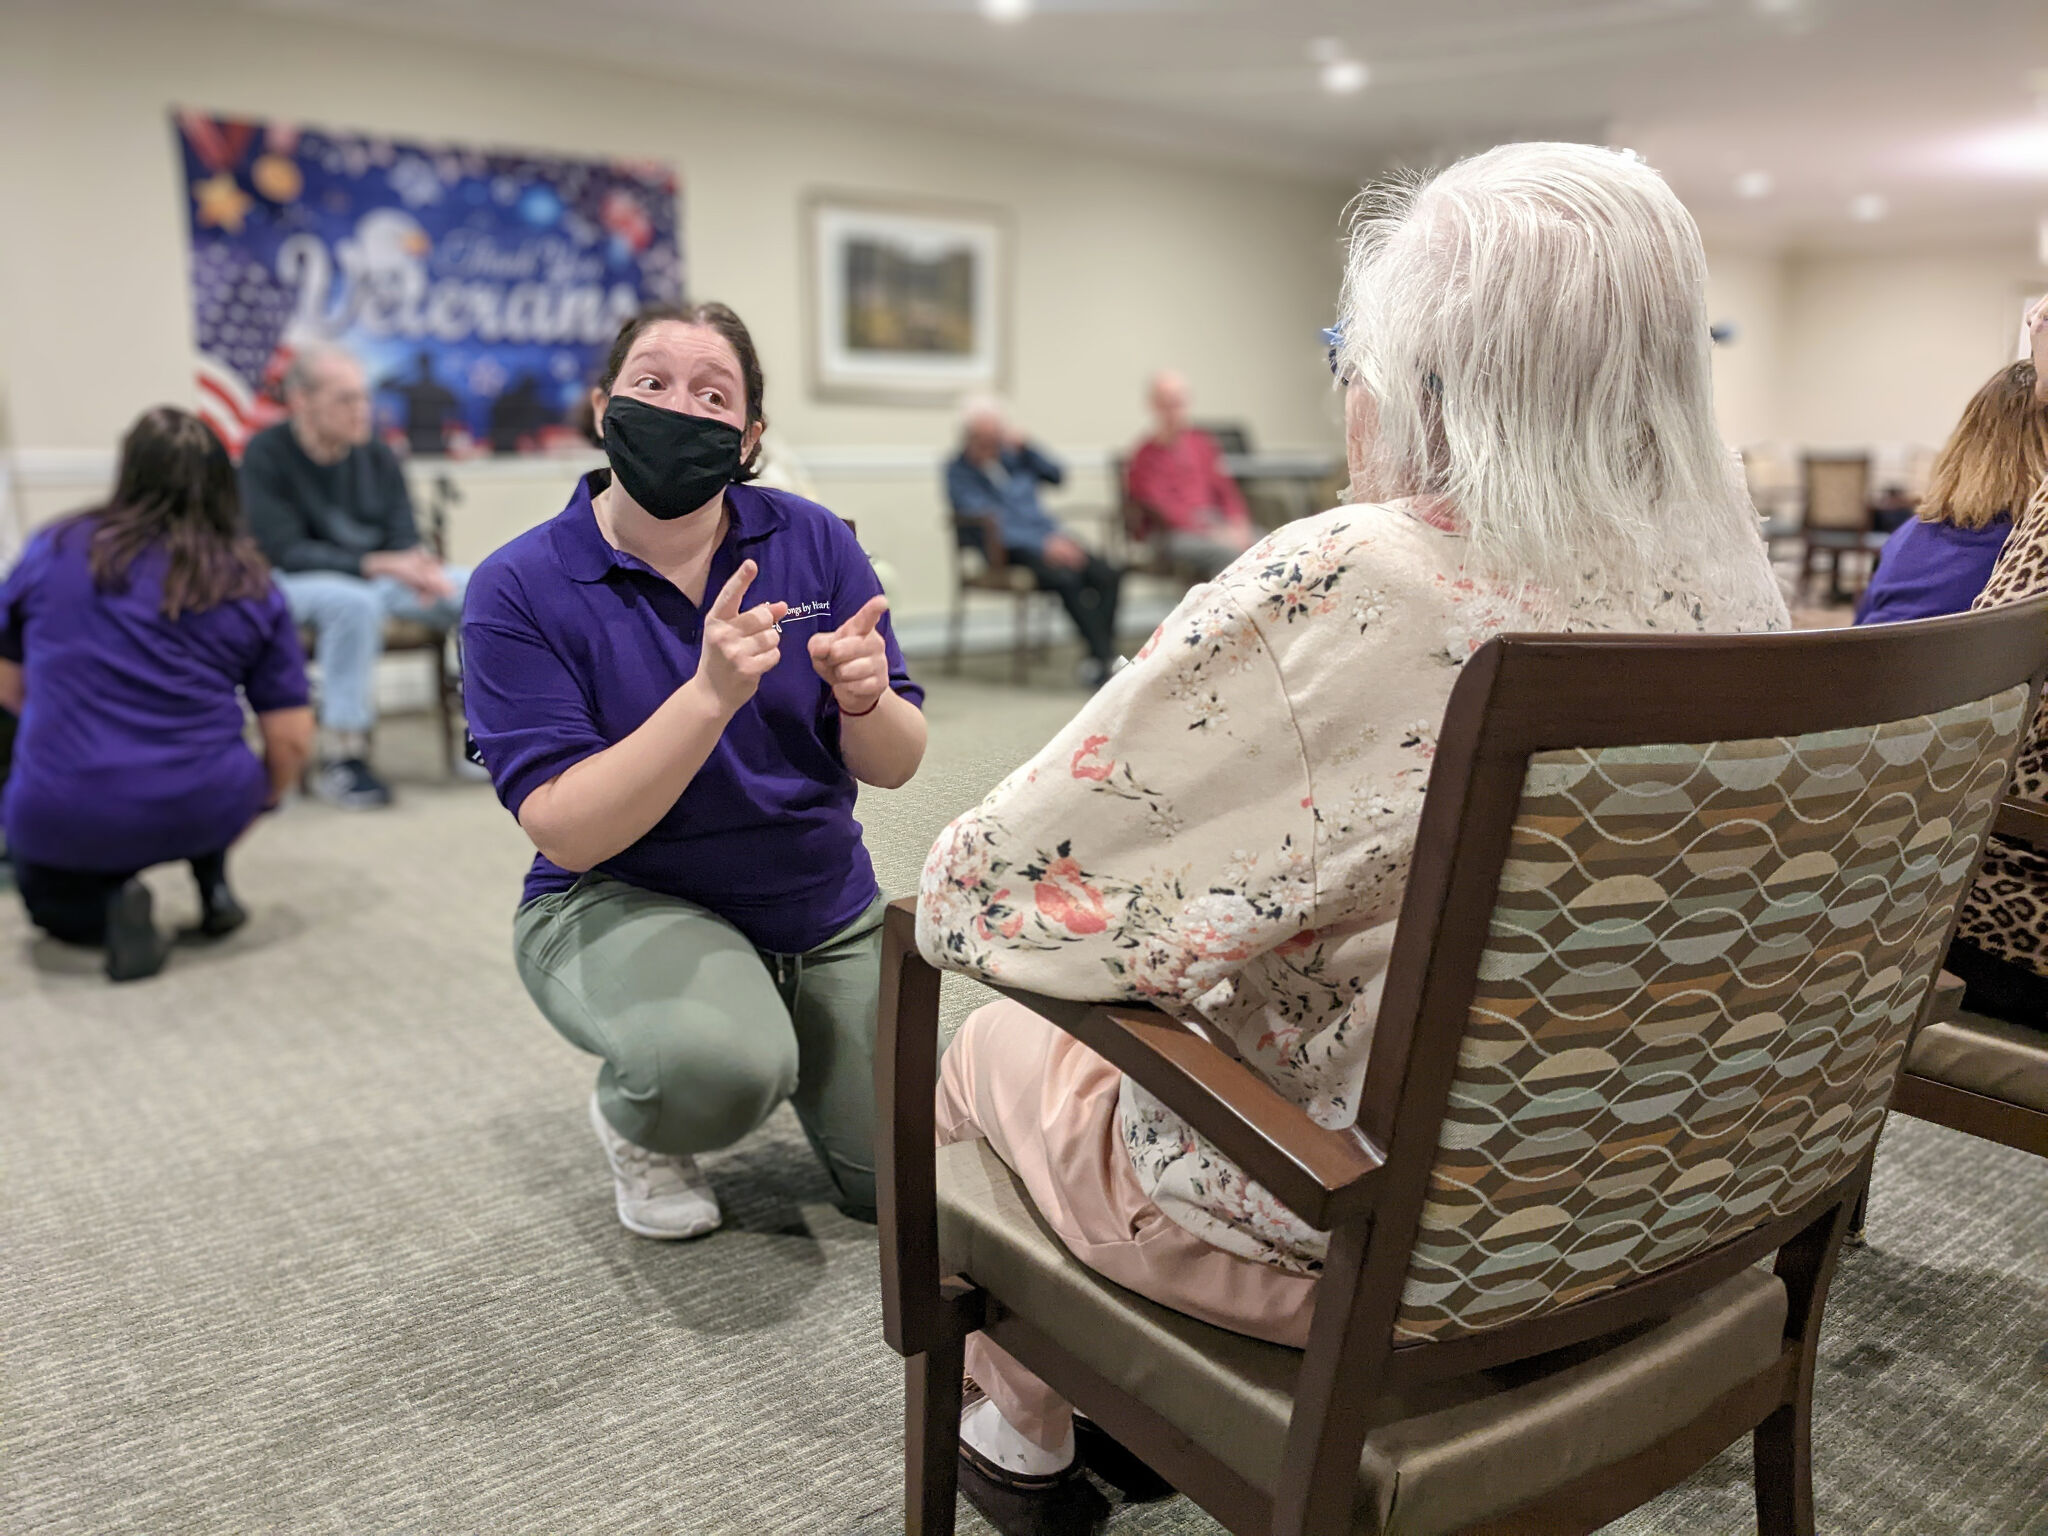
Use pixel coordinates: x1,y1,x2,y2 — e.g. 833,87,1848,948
914,141,1789,1530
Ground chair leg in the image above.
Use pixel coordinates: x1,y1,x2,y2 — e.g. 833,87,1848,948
945,595,964,677
1012,593,1030,685
433,639,458,776
1845,1183,1869,1249
1754,1395,1815,1536
904,1338,965,1536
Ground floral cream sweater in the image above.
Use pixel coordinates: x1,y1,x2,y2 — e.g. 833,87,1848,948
917,500,1790,1273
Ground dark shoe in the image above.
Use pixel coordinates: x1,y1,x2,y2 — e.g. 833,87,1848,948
104,880,170,983
312,757,393,810
1074,1414,1173,1502
957,1438,1109,1536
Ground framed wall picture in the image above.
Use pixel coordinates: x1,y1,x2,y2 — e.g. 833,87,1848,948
804,192,1009,404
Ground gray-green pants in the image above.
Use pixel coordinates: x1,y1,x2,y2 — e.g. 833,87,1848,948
513,875,883,1212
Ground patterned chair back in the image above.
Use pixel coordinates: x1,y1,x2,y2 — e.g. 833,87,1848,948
1386,633,2038,1346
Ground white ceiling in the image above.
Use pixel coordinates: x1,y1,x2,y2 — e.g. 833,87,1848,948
251,0,2048,251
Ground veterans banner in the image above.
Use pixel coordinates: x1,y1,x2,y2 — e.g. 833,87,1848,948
173,111,681,457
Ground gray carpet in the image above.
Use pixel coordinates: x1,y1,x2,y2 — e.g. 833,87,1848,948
4,659,2045,1535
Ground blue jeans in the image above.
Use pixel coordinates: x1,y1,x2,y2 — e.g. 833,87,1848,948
275,567,470,734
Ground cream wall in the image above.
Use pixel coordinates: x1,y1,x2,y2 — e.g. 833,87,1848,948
1702,248,1788,452
1778,249,2042,454
0,0,1351,635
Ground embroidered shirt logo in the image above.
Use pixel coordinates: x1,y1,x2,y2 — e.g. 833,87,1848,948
776,599,834,631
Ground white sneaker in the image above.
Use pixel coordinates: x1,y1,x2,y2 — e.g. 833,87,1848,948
587,1094,721,1240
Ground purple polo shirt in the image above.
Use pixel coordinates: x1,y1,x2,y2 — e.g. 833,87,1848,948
0,517,308,871
1855,513,2013,625
462,472,923,954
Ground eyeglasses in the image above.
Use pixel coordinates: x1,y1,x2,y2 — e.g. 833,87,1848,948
1321,325,1345,377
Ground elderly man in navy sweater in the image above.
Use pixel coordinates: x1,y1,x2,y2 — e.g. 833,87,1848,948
944,398,1123,686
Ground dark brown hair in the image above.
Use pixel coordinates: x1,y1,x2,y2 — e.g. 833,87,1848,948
75,407,272,619
584,301,767,482
1919,361,2048,531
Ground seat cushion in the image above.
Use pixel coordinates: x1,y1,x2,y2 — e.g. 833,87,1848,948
1905,1009,2048,1115
936,1138,1788,1536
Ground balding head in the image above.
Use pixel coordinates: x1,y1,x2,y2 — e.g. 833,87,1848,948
284,344,371,461
1149,370,1190,437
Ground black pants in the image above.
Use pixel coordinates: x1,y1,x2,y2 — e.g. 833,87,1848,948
16,852,229,945
1945,938,2048,1031
1009,548,1123,665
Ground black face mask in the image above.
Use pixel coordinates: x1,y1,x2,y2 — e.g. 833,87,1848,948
600,396,744,520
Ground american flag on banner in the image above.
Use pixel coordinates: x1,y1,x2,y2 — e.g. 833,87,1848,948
189,241,293,454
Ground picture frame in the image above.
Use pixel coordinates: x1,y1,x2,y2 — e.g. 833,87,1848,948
803,191,1010,404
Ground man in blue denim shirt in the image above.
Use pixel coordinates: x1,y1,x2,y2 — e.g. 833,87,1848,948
945,399,1123,685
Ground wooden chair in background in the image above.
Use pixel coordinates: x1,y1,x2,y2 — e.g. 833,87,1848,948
878,602,2048,1536
1798,454,1878,604
942,511,1058,684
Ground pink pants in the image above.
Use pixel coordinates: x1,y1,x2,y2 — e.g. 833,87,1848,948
935,1000,1316,1451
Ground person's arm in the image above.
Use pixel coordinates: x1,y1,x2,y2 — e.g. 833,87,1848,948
472,559,786,873
806,574,927,789
373,444,422,552
946,458,1001,520
1124,444,1167,533
1017,441,1066,488
257,706,313,805
0,532,46,711
241,585,313,803
239,436,361,575
947,458,1045,558
915,570,1313,1004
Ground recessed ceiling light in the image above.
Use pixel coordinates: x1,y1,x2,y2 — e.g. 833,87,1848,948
1849,193,1889,222
1308,37,1347,65
1320,58,1369,94
1734,170,1774,199
981,0,1030,22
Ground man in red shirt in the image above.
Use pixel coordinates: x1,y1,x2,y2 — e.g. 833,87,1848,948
1124,371,1257,579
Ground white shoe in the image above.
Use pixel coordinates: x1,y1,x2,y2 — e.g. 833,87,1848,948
587,1095,721,1240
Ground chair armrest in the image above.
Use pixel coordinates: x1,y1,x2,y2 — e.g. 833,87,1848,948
877,898,965,1355
1994,796,2048,853
876,897,1383,1357
987,982,1385,1231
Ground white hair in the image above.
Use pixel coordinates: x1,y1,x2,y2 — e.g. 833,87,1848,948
958,393,1008,431
284,343,360,399
1337,141,1768,619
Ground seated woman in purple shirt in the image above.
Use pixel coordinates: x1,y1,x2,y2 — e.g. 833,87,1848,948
464,303,927,1240
0,408,313,981
1857,343,2047,625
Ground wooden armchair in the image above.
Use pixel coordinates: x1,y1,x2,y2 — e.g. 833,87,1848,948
878,601,2048,1536
943,511,1056,684
1892,793,2048,1157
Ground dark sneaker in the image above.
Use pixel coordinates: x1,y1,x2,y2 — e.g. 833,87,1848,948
957,1439,1109,1536
312,757,393,810
1074,1414,1173,1502
104,879,170,983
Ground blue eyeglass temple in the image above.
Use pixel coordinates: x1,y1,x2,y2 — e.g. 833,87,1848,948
1321,325,1345,375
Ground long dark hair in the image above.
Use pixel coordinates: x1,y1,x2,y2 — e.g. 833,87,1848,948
579,302,768,482
79,408,272,619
